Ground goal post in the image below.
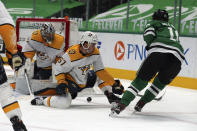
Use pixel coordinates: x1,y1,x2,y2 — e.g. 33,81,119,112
16,17,80,51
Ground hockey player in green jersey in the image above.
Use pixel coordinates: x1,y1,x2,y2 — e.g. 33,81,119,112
110,9,185,115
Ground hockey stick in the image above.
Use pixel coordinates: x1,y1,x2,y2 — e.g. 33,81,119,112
137,89,166,101
85,92,164,104
24,69,34,97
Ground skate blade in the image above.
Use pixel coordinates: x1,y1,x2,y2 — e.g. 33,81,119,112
110,102,118,108
109,110,119,117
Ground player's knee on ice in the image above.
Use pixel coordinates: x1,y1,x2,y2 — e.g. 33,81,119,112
44,93,72,109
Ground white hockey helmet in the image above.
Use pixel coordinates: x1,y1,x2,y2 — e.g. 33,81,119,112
80,31,98,50
40,23,55,43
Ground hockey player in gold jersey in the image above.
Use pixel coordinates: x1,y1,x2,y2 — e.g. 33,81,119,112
22,23,64,80
0,1,27,131
31,31,124,109
13,23,66,97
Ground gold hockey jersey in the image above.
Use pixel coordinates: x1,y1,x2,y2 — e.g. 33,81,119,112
22,30,64,68
55,44,115,88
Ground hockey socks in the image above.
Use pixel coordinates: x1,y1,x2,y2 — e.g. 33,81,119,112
120,90,135,106
121,77,148,106
140,77,166,104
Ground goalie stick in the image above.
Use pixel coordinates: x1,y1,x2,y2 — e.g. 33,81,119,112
24,69,34,97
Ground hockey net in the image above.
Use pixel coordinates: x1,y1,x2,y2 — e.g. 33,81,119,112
16,18,80,50
15,18,102,97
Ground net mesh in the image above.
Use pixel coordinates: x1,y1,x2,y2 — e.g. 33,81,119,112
17,20,67,48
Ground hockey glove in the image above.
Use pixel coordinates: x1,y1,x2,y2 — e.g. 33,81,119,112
104,90,121,104
12,52,25,71
56,83,68,95
56,83,78,99
112,80,124,95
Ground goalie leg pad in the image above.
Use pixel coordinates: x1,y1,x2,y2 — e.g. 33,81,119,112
16,78,57,95
0,82,22,119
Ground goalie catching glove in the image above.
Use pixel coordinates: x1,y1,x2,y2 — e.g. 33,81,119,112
12,52,25,71
17,58,34,77
112,80,124,95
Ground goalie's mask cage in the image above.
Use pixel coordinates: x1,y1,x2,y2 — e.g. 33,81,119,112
16,18,80,51
40,23,55,43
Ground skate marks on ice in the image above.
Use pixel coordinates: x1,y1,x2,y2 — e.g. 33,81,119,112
1,92,197,131
109,106,197,126
133,111,197,125
0,121,68,131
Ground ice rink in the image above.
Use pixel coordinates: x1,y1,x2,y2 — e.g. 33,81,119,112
0,66,197,131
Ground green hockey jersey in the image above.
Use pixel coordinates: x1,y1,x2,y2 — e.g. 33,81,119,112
143,20,185,62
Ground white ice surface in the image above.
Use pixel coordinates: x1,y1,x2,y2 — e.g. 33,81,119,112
0,66,197,131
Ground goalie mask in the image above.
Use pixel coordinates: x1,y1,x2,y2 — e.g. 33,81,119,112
40,23,55,43
152,9,169,22
80,31,98,54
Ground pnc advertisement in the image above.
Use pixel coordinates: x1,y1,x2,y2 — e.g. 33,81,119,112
96,32,196,79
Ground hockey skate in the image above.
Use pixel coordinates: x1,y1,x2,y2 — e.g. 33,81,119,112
109,102,126,117
31,97,46,105
10,116,27,131
104,91,121,104
134,100,146,112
